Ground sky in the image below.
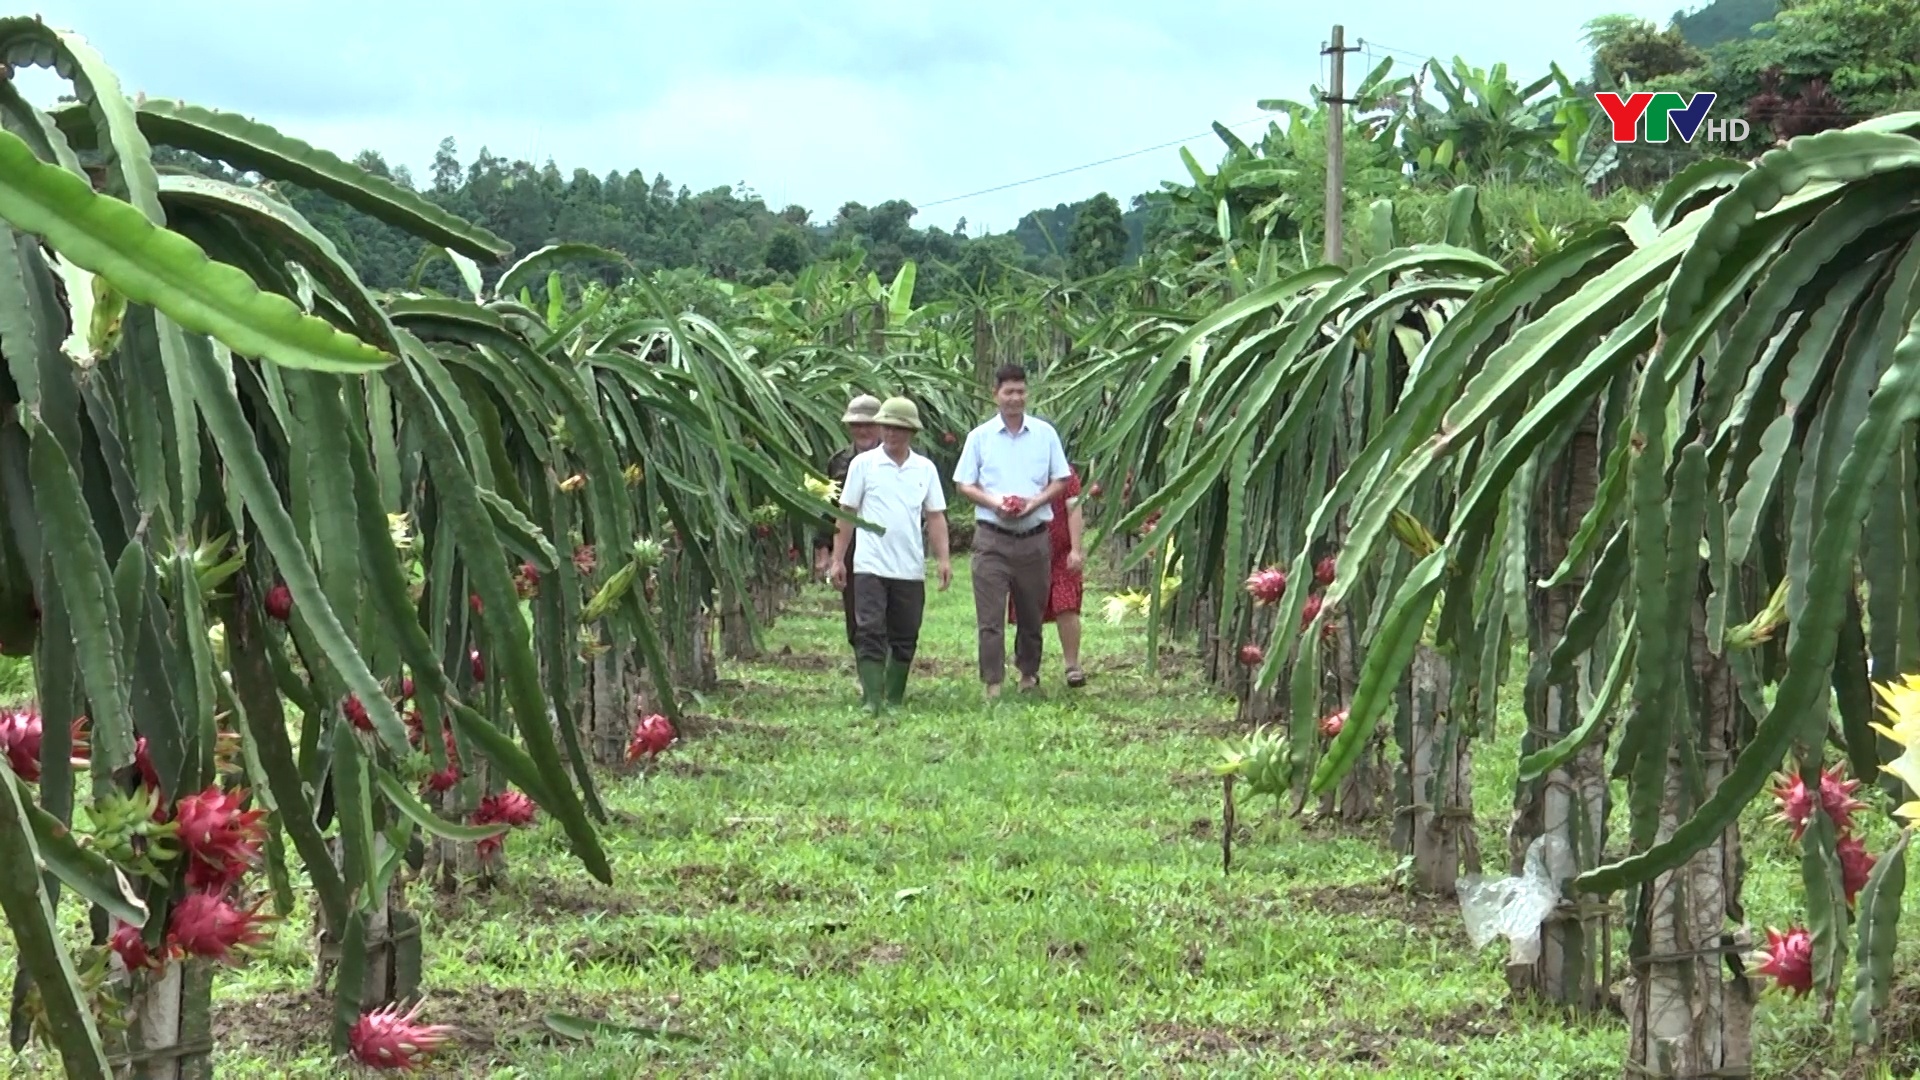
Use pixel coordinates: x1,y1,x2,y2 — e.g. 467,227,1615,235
17,0,1689,235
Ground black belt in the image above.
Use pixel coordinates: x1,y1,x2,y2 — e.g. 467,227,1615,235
979,520,1046,538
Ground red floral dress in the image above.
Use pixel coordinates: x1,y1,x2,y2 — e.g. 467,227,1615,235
1009,471,1083,625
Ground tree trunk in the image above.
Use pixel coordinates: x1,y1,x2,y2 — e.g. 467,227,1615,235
422,751,489,892
720,590,758,660
1398,642,1477,895
1318,609,1383,822
111,962,213,1080
686,601,718,689
316,835,423,1016
1508,407,1611,1008
1621,581,1752,1077
579,642,643,766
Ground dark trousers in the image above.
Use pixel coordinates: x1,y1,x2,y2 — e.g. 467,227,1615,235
837,543,857,648
971,523,1052,685
852,573,926,665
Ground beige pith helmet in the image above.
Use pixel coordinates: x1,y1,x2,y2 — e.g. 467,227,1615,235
842,394,882,423
873,396,922,431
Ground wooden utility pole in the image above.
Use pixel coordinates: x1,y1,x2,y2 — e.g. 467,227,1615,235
1322,25,1359,265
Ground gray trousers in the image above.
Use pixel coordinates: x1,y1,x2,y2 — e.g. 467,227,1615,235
970,523,1051,685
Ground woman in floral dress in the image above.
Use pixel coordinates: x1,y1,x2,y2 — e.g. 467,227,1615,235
1009,468,1087,687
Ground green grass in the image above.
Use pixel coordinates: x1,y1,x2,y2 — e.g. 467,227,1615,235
4,564,1918,1077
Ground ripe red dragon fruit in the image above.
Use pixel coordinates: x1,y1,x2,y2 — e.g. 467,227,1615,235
573,544,597,576
347,998,454,1070
264,582,293,622
1244,567,1287,605
514,561,540,599
1299,592,1324,631
626,713,676,761
1314,555,1337,586
422,763,461,795
1753,925,1813,995
166,891,270,965
1838,834,1877,905
399,677,416,702
1,706,42,780
109,920,161,973
1769,765,1866,841
475,790,536,828
469,650,485,683
0,709,90,783
173,785,267,892
469,593,483,615
405,708,424,746
1238,644,1264,666
999,494,1026,515
343,694,373,732
1319,708,1348,739
476,831,504,861
422,729,461,795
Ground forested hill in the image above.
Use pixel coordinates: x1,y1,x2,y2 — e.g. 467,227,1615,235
1673,0,1779,47
190,134,1150,306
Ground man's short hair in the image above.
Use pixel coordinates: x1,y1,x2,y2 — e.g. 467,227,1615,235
992,363,1026,389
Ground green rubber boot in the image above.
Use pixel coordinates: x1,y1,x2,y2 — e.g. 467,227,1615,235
883,658,910,706
856,658,887,714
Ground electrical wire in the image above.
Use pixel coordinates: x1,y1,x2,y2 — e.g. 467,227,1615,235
915,114,1274,209
1358,38,1431,64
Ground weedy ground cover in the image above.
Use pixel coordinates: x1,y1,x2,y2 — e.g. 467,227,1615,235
2,568,1911,1077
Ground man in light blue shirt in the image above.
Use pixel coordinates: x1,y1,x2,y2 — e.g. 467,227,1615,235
952,363,1071,696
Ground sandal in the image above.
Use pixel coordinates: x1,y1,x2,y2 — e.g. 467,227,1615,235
1065,667,1087,688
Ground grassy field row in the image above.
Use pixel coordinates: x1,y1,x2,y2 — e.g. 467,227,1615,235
2,566,1914,1076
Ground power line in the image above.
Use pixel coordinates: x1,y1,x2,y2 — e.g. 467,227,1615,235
1357,38,1430,64
916,114,1274,210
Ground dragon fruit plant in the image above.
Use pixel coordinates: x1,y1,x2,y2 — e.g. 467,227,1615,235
0,24,839,1076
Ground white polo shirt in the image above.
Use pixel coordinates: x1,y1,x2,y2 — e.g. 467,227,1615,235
952,412,1070,526
840,445,947,580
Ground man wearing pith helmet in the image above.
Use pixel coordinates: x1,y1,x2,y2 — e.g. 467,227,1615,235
828,396,952,714
816,393,883,651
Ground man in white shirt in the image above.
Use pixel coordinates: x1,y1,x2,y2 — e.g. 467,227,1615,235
952,364,1071,698
828,397,952,714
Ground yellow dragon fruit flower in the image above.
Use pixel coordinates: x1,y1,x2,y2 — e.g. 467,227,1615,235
803,475,841,502
1871,674,1920,744
1873,674,1920,821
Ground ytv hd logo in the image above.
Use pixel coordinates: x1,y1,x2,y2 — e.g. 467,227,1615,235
1594,91,1750,144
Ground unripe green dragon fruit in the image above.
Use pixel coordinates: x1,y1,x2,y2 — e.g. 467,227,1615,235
85,786,180,880
631,537,666,570
1211,725,1289,798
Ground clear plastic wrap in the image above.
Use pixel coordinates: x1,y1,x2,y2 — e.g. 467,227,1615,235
1457,833,1574,964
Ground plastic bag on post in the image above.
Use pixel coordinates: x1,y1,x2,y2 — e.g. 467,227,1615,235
1457,834,1575,964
